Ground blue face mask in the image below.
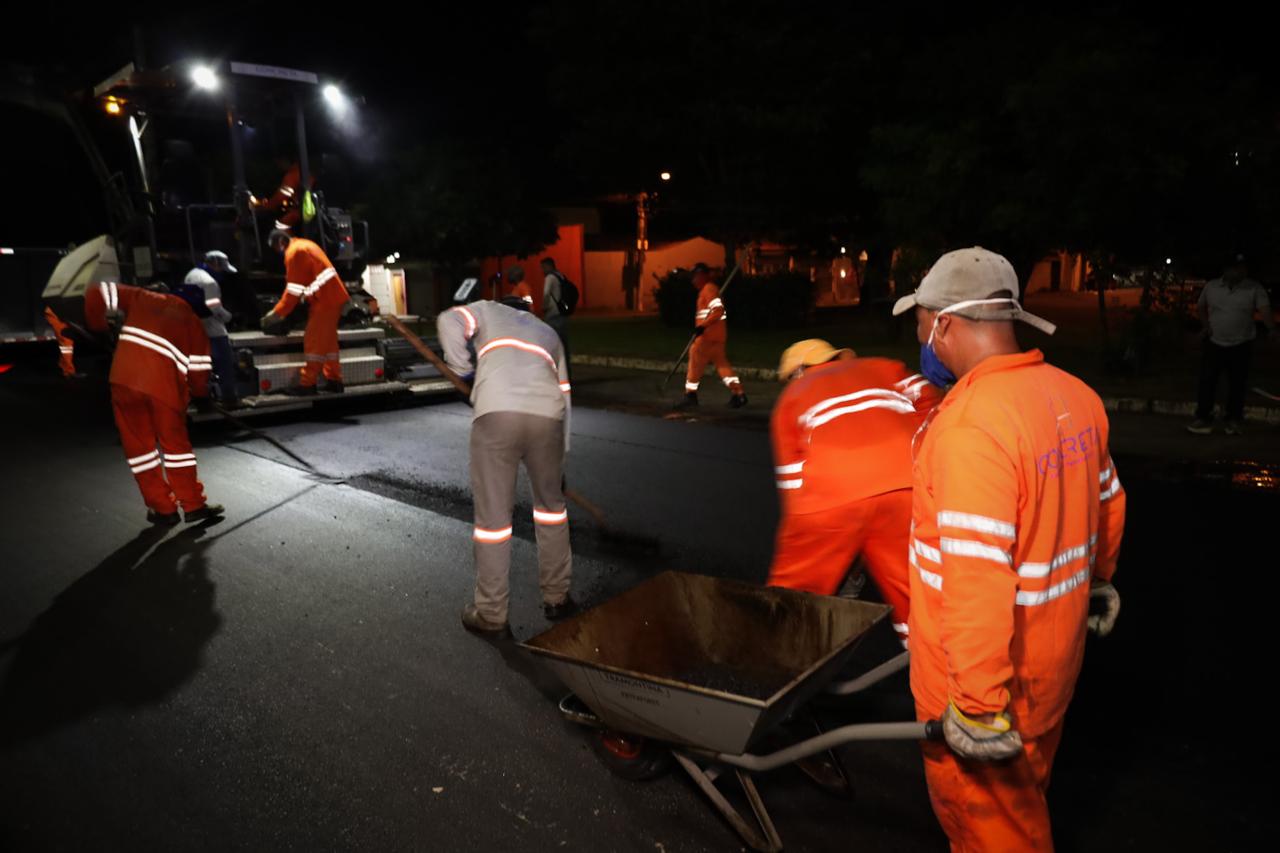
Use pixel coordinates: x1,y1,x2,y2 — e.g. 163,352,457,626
920,341,956,387
919,313,956,387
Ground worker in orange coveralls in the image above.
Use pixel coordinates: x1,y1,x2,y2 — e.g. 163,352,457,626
676,263,747,409
894,247,1125,852
250,159,313,231
84,281,224,526
43,306,80,378
261,229,349,395
507,264,535,307
766,339,939,648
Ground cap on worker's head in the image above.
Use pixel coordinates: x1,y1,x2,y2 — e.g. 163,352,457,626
778,339,853,381
184,268,217,287
204,249,237,274
267,228,291,248
891,246,1056,334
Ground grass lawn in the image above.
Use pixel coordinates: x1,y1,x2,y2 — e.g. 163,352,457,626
570,291,1280,403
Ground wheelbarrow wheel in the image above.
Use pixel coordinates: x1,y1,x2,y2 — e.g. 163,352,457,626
592,730,672,781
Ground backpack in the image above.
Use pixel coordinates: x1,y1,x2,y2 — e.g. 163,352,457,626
553,271,579,316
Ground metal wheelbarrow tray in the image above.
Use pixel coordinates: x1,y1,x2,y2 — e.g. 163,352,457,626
520,571,937,852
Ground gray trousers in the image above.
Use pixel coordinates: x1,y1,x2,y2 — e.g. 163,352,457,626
470,411,572,623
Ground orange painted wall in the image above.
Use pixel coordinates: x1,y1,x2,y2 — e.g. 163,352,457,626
480,224,585,313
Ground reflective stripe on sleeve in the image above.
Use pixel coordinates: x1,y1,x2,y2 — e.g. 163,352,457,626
937,510,1016,539
940,537,1012,566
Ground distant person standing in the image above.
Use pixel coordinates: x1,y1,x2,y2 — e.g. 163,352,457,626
1187,255,1274,435
541,257,573,371
508,265,534,307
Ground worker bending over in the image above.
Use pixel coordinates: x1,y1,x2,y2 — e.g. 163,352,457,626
262,229,348,395
437,295,575,636
85,281,223,526
767,339,938,647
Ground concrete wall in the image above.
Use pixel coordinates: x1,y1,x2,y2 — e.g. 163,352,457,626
1026,251,1089,293
583,236,727,313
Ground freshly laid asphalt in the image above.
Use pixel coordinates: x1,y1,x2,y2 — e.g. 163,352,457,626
1,355,1275,851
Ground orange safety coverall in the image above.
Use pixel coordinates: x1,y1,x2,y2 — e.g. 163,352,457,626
511,280,536,310
685,283,742,395
85,282,214,515
259,163,313,230
273,238,349,387
909,350,1126,852
43,306,76,376
767,359,939,645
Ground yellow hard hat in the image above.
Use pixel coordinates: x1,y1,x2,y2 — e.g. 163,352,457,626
778,339,854,381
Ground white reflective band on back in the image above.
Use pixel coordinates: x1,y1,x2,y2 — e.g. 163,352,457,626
807,398,915,429
118,334,187,374
917,564,944,591
131,458,162,474
775,462,805,474
457,306,478,338
477,338,557,370
776,480,803,490
1100,479,1122,501
121,326,189,366
937,511,1016,539
164,459,198,469
895,373,924,389
1016,568,1091,606
533,508,568,524
1099,468,1113,484
560,382,572,393
800,388,915,429
1017,542,1093,579
127,450,160,465
305,267,338,297
913,538,942,564
940,537,1012,566
473,526,513,543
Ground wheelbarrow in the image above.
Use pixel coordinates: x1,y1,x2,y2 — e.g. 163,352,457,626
520,571,940,852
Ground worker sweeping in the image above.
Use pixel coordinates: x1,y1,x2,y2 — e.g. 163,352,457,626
84,281,223,526
893,247,1125,851
677,263,747,409
43,306,80,379
261,229,348,395
437,295,574,636
766,339,938,647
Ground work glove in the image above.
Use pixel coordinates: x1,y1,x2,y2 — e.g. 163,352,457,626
941,702,1024,762
692,326,705,338
1088,581,1121,637
260,311,283,334
193,396,216,414
105,309,125,333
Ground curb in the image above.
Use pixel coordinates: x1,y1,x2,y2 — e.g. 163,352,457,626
571,354,1280,425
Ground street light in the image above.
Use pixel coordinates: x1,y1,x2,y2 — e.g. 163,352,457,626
191,65,220,91
659,171,671,182
323,84,347,112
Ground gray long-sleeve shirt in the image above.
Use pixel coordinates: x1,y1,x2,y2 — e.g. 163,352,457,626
183,268,233,338
437,299,571,447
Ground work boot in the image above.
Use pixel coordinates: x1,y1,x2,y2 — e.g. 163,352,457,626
1224,419,1243,435
674,391,699,410
147,509,181,526
1185,419,1213,435
460,604,512,638
543,594,579,621
728,392,749,409
322,380,345,394
283,385,318,397
183,504,225,523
